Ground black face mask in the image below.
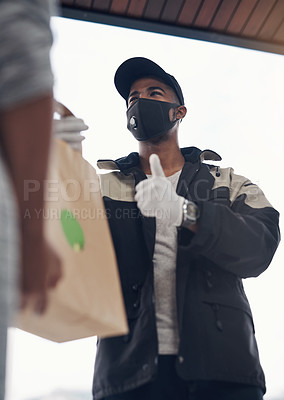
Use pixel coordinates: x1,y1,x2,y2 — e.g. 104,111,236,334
126,98,179,142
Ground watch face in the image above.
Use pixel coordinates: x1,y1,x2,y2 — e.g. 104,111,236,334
182,200,199,227
187,202,197,220
187,202,197,218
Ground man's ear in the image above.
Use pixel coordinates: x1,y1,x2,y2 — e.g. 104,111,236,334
176,105,187,120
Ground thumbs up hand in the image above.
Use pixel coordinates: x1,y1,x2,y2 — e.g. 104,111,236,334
135,154,184,226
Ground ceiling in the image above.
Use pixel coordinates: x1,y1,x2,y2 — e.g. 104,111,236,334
59,0,284,55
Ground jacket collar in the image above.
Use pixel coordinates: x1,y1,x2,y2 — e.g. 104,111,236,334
97,147,221,173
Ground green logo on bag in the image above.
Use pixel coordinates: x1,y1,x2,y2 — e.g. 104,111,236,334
60,209,85,251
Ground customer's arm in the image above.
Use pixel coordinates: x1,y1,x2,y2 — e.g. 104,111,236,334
0,94,62,312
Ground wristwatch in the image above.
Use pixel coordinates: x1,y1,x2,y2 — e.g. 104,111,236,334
181,198,200,229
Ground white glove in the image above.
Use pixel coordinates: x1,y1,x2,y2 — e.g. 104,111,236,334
53,116,89,153
135,154,184,226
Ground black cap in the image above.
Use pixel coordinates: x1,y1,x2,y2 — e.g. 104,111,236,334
114,57,184,105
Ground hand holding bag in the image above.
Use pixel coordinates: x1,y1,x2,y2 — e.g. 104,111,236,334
15,138,128,342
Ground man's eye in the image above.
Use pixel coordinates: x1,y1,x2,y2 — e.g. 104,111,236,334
129,96,138,104
150,91,163,97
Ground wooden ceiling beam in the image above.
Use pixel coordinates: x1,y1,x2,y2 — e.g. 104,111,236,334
274,19,284,42
194,0,222,27
143,0,166,20
259,0,284,40
242,0,277,37
92,0,112,12
211,0,241,31
110,0,130,15
161,0,185,23
226,0,258,34
74,0,92,8
177,0,203,26
59,2,284,55
127,0,148,18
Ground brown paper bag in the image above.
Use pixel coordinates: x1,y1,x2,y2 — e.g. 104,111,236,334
15,139,128,342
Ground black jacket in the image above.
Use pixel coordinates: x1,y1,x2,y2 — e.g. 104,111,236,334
92,147,280,399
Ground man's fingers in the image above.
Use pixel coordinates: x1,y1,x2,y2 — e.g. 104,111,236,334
46,247,62,289
55,132,85,142
20,292,47,314
149,154,165,178
54,100,74,117
34,293,48,314
53,117,89,133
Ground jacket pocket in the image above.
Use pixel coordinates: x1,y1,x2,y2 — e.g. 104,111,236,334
202,294,255,333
